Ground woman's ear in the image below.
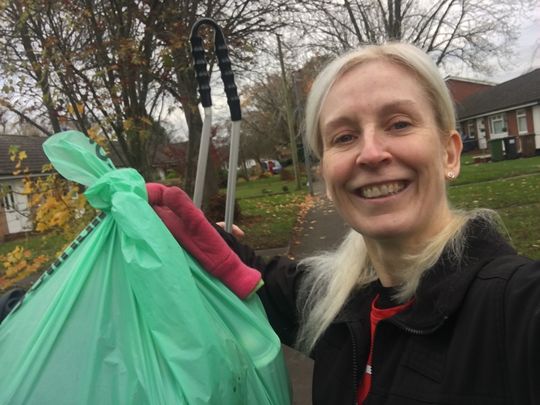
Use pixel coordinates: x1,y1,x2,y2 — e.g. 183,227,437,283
444,131,462,178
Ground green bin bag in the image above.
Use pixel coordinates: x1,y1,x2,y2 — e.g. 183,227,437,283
0,131,291,405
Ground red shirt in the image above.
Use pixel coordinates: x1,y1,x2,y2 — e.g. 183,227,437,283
357,295,413,404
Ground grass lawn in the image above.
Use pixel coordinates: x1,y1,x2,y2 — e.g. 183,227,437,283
0,232,68,259
450,154,540,259
226,174,309,249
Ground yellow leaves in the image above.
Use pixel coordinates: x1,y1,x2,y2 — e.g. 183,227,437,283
18,151,27,161
67,102,84,115
22,179,33,195
0,246,50,290
123,118,134,131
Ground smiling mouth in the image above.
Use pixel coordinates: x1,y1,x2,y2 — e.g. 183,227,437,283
357,181,408,199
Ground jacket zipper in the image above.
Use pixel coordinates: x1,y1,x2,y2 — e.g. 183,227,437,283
347,323,360,405
387,315,449,335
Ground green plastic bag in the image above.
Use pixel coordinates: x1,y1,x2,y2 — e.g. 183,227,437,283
0,131,291,405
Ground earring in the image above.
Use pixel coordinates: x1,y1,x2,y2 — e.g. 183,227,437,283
447,171,456,180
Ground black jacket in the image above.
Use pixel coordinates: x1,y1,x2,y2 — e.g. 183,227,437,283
220,219,540,404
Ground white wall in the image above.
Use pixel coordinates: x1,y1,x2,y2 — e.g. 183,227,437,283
1,178,33,234
532,105,540,148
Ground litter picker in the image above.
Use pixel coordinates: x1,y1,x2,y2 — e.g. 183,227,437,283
190,18,241,233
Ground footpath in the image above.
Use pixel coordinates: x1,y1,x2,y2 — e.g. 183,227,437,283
258,177,350,405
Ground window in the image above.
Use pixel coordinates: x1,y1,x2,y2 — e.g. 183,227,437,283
467,121,477,139
0,184,15,210
489,114,507,134
517,110,528,134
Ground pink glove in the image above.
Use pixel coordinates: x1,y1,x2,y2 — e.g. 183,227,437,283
146,183,263,299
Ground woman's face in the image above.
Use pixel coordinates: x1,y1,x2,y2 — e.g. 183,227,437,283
319,60,461,247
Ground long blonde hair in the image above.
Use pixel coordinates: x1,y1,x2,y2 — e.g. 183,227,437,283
296,42,481,354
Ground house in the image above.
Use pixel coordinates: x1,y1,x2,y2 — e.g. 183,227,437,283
456,68,540,155
0,134,189,241
0,135,49,240
445,76,495,104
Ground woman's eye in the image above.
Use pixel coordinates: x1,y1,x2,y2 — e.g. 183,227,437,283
391,121,411,130
333,134,355,144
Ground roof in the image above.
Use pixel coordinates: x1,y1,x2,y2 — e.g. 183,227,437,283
0,133,184,177
444,76,497,86
0,135,49,176
457,68,540,120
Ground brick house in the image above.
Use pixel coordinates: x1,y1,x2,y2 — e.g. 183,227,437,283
445,76,495,104
456,68,540,154
0,135,49,240
0,134,188,241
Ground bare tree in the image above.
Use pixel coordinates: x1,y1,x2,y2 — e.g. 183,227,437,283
295,0,534,74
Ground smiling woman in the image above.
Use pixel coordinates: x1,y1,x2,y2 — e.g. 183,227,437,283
319,60,461,253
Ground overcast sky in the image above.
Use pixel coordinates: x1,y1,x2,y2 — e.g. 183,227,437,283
169,6,540,141
467,4,540,83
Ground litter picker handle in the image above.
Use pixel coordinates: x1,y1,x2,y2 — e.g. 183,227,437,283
190,34,212,108
214,31,241,121
190,18,242,232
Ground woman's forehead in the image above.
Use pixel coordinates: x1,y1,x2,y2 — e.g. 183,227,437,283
320,61,430,118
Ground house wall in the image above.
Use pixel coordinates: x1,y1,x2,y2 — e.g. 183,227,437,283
0,205,8,242
526,107,534,134
446,80,493,103
0,178,33,235
532,106,540,148
507,112,518,136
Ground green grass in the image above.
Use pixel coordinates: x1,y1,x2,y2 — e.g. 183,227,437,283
237,191,307,249
450,154,540,259
456,154,540,185
235,174,305,199
0,232,68,259
221,174,309,249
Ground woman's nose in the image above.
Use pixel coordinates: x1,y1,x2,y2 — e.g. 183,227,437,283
355,132,391,167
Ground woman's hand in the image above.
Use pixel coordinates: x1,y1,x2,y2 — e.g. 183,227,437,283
216,222,245,239
146,183,262,299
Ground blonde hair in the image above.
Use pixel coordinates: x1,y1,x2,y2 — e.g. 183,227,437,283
296,42,480,354
295,209,502,353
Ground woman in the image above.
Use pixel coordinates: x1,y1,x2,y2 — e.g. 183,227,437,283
217,43,540,404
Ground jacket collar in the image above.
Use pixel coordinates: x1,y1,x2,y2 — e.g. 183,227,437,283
335,218,516,330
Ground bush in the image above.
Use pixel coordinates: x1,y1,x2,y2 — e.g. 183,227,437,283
280,168,294,181
204,192,242,223
217,168,229,188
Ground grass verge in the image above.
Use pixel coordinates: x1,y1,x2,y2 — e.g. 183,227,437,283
450,155,540,259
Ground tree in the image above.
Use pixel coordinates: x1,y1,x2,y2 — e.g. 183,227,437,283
0,0,297,196
0,0,169,179
295,0,534,74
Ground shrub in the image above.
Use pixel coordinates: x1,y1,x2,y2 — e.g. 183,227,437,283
204,192,242,223
280,168,294,181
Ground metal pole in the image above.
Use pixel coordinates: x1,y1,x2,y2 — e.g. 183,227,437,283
224,120,241,232
276,34,302,191
193,107,212,208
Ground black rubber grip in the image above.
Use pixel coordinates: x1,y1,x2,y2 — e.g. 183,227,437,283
190,35,212,107
190,18,242,120
215,31,241,121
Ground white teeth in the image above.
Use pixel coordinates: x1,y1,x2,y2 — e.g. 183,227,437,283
359,182,405,199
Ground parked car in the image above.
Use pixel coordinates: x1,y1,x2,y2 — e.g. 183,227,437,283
261,159,282,174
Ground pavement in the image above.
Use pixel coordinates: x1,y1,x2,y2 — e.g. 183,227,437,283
257,177,351,405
